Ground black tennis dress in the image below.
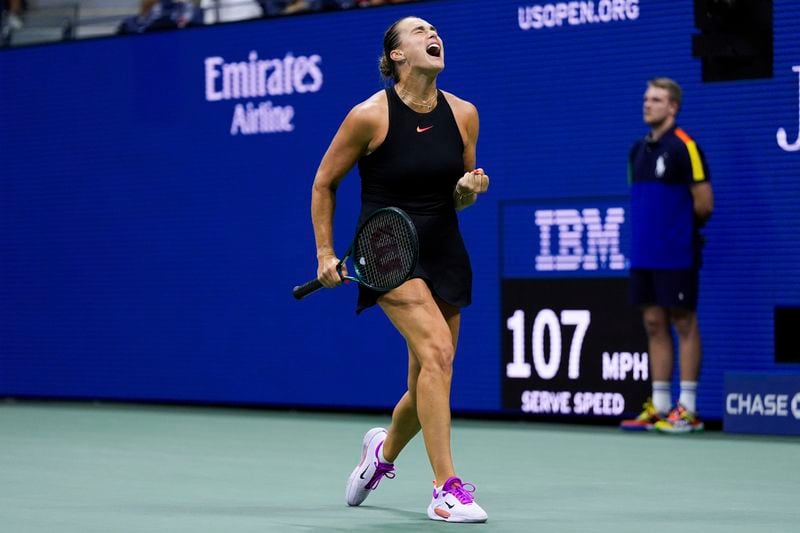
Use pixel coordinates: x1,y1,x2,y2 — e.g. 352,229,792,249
355,86,472,313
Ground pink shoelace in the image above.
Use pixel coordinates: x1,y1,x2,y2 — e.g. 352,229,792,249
442,477,477,504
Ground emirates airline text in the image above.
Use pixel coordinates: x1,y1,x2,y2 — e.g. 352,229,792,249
204,51,323,136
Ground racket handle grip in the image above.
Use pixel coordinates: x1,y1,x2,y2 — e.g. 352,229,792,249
293,278,324,300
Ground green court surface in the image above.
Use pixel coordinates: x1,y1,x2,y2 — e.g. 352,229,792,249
1,402,798,533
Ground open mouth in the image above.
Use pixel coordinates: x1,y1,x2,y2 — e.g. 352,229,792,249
426,43,441,57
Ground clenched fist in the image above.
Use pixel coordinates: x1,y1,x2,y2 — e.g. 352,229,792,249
456,168,490,196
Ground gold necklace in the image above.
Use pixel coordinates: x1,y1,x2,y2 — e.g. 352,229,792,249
396,86,437,112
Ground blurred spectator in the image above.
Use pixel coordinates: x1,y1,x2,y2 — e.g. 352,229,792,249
275,1,357,15
118,0,203,35
357,0,413,6
263,0,415,16
206,0,266,22
2,0,25,31
282,0,311,14
123,0,418,29
116,0,425,38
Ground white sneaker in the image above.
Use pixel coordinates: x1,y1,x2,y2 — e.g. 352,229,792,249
345,427,395,506
427,476,488,523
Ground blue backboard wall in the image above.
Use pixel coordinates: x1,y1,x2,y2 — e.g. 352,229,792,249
2,0,799,420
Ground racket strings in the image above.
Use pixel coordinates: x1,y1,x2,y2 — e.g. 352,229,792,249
354,212,417,290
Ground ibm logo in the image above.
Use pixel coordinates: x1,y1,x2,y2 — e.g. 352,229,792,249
535,208,626,271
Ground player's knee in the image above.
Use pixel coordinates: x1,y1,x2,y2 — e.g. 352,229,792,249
643,315,669,337
671,311,696,337
419,341,454,376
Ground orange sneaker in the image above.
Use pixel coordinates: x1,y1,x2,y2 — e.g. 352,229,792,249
654,404,704,434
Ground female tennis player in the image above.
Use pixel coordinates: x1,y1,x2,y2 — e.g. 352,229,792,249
309,16,490,523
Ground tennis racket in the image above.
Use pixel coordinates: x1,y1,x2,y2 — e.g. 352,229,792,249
293,207,419,300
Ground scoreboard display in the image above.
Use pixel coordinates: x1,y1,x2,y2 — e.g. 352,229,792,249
501,199,649,418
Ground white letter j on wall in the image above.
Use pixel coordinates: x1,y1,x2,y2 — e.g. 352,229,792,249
777,66,800,152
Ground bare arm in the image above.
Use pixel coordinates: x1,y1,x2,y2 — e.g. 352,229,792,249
448,97,488,210
311,101,381,287
691,181,714,225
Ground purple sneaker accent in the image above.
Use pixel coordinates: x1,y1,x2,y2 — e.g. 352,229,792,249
442,477,477,504
428,476,488,522
364,442,395,490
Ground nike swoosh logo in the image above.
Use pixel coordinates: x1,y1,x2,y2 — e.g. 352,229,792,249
359,466,369,479
416,125,434,133
445,502,455,509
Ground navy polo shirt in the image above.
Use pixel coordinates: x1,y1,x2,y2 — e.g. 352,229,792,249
628,125,710,269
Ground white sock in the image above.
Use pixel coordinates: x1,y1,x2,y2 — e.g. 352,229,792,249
679,381,698,413
652,381,671,414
